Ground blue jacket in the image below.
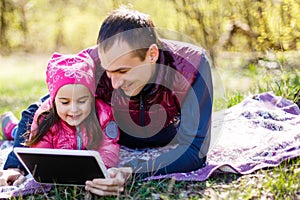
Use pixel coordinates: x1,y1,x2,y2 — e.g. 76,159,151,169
89,39,213,175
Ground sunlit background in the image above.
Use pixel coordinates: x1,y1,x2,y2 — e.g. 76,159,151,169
1,0,300,54
0,0,299,113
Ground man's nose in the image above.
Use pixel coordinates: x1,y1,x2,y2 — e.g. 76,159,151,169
109,73,124,89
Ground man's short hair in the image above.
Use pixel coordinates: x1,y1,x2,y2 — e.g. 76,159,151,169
97,7,161,61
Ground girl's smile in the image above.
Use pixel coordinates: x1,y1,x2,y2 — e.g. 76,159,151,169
55,84,93,126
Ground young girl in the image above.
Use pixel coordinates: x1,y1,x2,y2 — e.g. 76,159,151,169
26,51,120,168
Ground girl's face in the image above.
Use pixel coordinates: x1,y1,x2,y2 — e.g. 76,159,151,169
54,84,93,126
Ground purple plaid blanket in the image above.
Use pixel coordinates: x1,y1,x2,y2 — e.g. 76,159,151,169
118,91,300,180
1,91,299,197
0,142,51,198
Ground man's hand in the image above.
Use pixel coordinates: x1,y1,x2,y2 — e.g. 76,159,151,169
0,169,26,186
85,167,132,196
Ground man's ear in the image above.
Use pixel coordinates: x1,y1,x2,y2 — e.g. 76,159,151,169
148,44,159,63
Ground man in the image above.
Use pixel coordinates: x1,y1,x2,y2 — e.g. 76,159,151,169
1,7,213,196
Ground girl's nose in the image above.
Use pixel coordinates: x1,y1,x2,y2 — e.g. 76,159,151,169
70,102,79,113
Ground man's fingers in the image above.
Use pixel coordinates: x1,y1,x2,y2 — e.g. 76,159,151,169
86,184,123,193
85,175,125,196
84,167,133,196
86,186,121,196
90,176,125,186
86,179,124,192
107,168,118,177
85,181,124,196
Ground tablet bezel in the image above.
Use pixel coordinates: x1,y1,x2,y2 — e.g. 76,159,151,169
13,147,109,186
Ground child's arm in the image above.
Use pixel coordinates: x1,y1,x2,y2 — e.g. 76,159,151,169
29,100,54,149
95,99,120,168
98,127,120,168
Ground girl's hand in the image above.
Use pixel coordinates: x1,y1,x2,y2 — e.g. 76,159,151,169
85,167,132,196
0,169,26,186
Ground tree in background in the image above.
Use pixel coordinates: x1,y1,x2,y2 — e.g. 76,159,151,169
0,0,14,55
171,0,300,59
0,0,300,56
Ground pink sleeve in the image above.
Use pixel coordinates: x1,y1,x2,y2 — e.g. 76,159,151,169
98,130,120,168
29,99,54,149
95,99,120,168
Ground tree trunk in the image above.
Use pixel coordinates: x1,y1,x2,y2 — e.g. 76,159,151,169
0,0,10,55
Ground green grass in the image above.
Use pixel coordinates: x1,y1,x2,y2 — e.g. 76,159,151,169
0,54,48,119
1,53,300,199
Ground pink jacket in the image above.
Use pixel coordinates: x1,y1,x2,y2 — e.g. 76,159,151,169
30,98,120,168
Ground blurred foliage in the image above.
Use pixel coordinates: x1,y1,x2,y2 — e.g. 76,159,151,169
171,0,300,60
0,0,300,55
0,0,180,55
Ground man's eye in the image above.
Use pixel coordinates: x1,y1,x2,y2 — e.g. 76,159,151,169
119,70,128,74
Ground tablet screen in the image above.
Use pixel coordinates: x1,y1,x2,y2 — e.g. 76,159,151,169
14,148,108,186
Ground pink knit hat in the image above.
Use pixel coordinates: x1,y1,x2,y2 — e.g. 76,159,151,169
46,51,96,102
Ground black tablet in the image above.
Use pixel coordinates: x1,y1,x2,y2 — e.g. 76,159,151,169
13,147,109,186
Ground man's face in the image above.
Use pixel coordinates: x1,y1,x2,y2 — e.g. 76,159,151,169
99,41,158,97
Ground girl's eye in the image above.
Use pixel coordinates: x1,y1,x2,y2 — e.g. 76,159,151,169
79,98,90,104
61,102,69,105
